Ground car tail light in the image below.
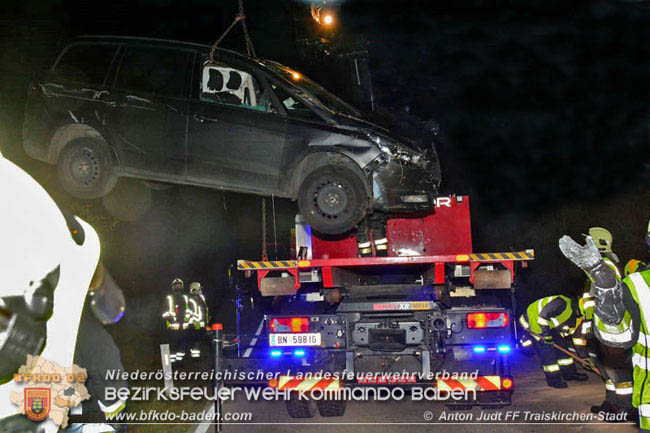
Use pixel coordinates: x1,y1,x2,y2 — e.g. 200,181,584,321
466,312,508,329
269,317,309,333
501,377,514,390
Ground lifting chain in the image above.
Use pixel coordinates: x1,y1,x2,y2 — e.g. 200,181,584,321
261,198,268,261
272,194,278,259
210,0,256,62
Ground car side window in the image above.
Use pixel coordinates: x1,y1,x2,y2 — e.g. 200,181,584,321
53,44,118,85
270,82,321,120
116,46,191,98
199,63,270,112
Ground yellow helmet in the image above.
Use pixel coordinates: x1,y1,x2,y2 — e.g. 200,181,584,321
189,281,202,295
625,259,646,277
586,227,613,254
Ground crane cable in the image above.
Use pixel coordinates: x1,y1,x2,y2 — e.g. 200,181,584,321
210,0,256,62
261,198,267,261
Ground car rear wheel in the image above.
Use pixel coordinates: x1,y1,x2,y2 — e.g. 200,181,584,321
57,137,117,199
297,165,368,235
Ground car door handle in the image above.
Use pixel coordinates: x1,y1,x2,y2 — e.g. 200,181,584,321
193,114,218,123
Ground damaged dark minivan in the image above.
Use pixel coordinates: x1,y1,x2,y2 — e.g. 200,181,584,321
23,36,441,234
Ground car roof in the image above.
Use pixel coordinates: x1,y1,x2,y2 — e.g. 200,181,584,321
70,35,254,62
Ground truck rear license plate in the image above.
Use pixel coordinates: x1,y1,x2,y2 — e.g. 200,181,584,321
269,333,321,347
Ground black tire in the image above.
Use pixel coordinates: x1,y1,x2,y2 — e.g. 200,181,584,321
286,395,316,418
297,165,368,235
57,137,117,199
316,399,346,417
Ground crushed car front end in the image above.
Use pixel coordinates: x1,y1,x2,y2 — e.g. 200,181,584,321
365,133,441,212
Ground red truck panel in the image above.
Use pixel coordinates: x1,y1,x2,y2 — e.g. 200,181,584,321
311,196,473,259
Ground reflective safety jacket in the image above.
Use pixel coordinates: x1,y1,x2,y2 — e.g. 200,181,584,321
519,295,581,341
162,292,189,330
592,269,650,426
187,293,208,329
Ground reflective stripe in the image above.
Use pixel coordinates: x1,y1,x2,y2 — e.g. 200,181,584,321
639,404,650,417
359,247,372,254
604,258,622,279
537,317,550,326
543,364,560,373
630,272,650,328
519,316,529,328
537,296,555,314
551,318,560,327
588,352,597,357
583,300,595,309
581,322,592,333
572,338,587,346
374,238,388,245
357,242,371,248
605,380,616,391
163,295,175,319
615,382,633,395
521,340,532,347
375,244,388,251
558,358,574,366
598,327,632,343
553,299,574,327
632,352,650,370
595,314,631,334
639,332,650,347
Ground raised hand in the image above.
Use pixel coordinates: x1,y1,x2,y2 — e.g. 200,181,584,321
558,235,603,271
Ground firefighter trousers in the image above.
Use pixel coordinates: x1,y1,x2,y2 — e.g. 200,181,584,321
528,335,578,386
586,340,633,409
166,328,188,363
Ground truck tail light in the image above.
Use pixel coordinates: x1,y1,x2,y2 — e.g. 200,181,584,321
466,312,508,329
269,317,309,333
501,377,514,390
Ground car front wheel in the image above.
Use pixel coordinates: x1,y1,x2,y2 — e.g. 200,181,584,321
57,137,117,199
297,165,368,235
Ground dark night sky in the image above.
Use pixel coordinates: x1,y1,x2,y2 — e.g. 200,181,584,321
1,1,650,341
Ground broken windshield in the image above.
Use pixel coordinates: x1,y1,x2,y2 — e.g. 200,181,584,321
260,60,362,117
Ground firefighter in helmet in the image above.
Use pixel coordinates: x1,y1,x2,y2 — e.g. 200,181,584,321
577,228,634,419
559,221,650,430
162,278,190,363
187,282,208,358
518,295,589,388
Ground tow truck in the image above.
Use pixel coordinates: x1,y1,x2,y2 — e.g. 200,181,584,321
211,195,533,421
